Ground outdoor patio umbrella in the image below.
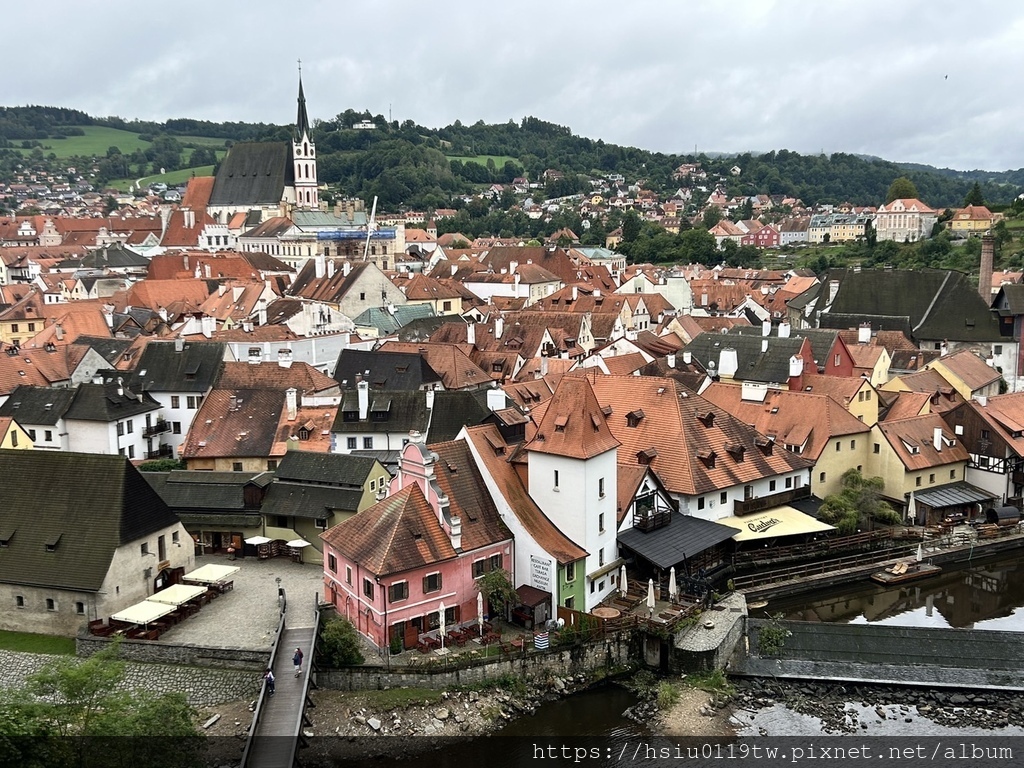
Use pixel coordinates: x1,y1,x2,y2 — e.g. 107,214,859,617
439,601,446,652
646,578,656,616
244,535,271,545
917,543,924,562
286,539,311,548
907,491,917,525
477,591,484,637
619,564,628,596
668,566,678,602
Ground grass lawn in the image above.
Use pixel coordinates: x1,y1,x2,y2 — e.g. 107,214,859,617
13,126,153,159
1003,218,1024,230
447,154,520,169
108,164,217,192
0,630,76,655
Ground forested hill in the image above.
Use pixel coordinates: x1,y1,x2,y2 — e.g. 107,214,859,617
1,105,1021,209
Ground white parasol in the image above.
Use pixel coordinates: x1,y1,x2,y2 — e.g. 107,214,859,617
477,591,484,637
646,578,656,616
668,566,678,602
439,601,446,653
619,564,628,597
906,491,917,525
916,543,923,562
244,535,271,545
286,539,311,548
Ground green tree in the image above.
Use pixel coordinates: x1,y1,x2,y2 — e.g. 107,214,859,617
702,205,722,229
886,177,919,203
963,181,985,207
476,568,518,619
818,468,900,534
321,616,365,666
621,210,641,243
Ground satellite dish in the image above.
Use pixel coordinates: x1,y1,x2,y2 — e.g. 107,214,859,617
708,360,716,369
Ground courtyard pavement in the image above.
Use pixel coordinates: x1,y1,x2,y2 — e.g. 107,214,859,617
156,554,324,651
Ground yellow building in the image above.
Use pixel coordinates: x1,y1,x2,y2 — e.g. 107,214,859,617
0,417,32,449
948,205,993,234
868,414,970,523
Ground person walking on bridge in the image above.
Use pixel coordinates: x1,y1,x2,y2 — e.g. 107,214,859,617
264,668,275,696
293,647,304,677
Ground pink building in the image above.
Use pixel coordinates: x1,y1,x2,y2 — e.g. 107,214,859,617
321,437,512,650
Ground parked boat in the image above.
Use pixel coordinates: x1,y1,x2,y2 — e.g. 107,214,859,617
870,561,942,585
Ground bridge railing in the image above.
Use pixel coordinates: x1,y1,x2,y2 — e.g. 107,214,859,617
731,543,919,590
239,588,288,768
279,594,323,768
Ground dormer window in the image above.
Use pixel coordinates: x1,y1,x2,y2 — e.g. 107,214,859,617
45,534,62,552
298,427,310,440
696,449,716,469
725,443,745,462
626,409,645,428
696,409,715,428
0,529,13,548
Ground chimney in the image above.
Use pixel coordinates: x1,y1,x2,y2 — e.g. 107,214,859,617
278,348,293,368
342,261,352,277
487,387,507,412
103,304,114,329
357,380,369,420
467,322,476,347
718,348,738,378
286,387,297,421
449,515,462,550
314,254,326,279
116,377,124,397
326,259,335,278
788,355,804,389
408,430,424,444
979,235,995,302
218,283,227,297
682,351,692,365
54,324,64,341
174,337,184,353
425,388,435,411
257,299,268,327
976,395,988,407
858,323,872,344
571,285,578,302
201,315,215,338
494,316,504,339
933,427,943,452
667,353,676,368
762,319,772,336
509,260,518,274
762,338,769,353
778,321,791,338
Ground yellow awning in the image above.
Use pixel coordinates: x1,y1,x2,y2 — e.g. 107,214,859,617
111,600,176,625
148,583,208,606
184,563,240,584
718,505,835,542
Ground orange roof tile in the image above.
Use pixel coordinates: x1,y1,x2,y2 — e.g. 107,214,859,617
526,375,620,460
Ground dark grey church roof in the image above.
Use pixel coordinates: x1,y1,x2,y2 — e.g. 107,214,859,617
209,142,295,206
617,514,737,570
0,450,180,591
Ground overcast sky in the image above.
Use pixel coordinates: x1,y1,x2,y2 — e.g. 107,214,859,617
11,1,1023,171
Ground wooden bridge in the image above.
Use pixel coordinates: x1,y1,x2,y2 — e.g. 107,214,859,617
241,593,322,768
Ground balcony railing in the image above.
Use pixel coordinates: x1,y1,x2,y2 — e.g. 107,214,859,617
732,485,811,517
143,419,170,438
145,444,173,460
633,508,672,533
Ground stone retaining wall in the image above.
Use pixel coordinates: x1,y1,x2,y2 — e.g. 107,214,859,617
77,634,270,672
320,634,635,691
0,649,258,707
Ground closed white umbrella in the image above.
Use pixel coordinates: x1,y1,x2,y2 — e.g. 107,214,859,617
619,564,628,596
668,566,678,602
646,578,656,616
477,591,484,638
906,491,917,525
916,543,924,562
439,601,446,653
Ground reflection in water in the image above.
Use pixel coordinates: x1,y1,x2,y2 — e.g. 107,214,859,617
764,554,1024,630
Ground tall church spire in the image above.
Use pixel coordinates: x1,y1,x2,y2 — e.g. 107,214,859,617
295,61,311,141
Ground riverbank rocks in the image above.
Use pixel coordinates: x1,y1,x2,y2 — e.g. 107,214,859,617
734,678,1024,733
